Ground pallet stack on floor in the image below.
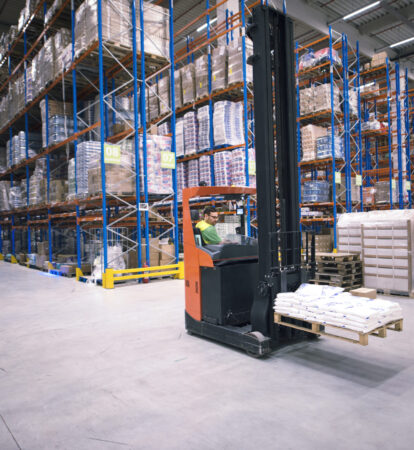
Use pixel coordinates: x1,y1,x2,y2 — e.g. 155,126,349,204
311,252,363,291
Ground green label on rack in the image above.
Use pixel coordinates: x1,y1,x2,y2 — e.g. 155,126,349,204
355,175,362,186
104,144,121,164
392,179,396,190
335,171,342,184
248,160,256,176
405,181,411,191
161,151,176,169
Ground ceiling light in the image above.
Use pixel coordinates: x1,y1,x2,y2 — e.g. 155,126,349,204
342,2,380,21
361,81,375,88
196,17,217,33
390,36,414,48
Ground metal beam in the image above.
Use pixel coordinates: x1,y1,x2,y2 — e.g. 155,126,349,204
381,2,414,35
359,4,414,35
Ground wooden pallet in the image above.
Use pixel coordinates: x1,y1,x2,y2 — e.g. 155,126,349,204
274,313,403,346
314,272,362,283
317,266,362,275
316,252,359,262
376,288,414,299
309,279,362,290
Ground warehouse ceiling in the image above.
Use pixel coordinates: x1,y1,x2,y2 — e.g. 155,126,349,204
0,0,25,34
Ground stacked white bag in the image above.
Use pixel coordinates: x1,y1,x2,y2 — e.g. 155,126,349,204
213,101,244,147
274,283,402,334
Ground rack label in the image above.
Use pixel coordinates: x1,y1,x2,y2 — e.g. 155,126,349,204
139,203,149,212
355,175,362,186
406,181,411,191
335,171,342,184
104,144,121,164
248,160,256,175
161,151,176,169
392,179,396,190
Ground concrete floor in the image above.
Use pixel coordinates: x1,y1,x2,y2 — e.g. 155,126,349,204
0,262,413,450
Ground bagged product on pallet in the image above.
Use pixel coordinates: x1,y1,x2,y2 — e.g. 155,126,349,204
197,105,210,152
214,151,232,186
213,100,244,147
198,155,212,186
9,185,23,209
187,159,200,188
67,158,76,199
230,148,256,187
52,28,72,79
176,162,188,201
175,118,185,157
374,180,398,204
183,111,198,154
195,55,209,100
212,45,227,92
40,99,74,147
76,141,101,196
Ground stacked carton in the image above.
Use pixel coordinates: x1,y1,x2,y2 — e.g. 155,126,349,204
227,36,252,85
182,64,196,105
212,46,227,92
158,75,170,117
214,151,232,186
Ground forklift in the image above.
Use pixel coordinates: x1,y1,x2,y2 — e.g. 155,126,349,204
182,5,315,357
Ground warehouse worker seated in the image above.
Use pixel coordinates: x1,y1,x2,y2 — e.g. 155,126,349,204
196,207,222,245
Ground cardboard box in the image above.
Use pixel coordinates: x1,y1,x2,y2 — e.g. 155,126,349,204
159,243,175,266
35,254,47,269
37,241,49,256
350,287,376,299
18,253,26,265
88,166,135,195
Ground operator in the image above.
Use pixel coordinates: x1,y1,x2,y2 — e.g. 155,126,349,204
196,206,222,245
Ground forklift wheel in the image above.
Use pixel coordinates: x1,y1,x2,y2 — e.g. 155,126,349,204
245,331,268,358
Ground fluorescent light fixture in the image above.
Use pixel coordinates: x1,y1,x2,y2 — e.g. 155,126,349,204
196,17,217,33
361,81,375,88
390,36,414,48
342,1,380,21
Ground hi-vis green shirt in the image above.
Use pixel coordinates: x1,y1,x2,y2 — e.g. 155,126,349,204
196,220,221,245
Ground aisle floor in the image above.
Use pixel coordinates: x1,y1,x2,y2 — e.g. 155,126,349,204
0,261,413,450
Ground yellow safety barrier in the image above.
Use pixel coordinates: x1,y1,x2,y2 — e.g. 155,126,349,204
10,255,18,264
0,253,4,260
76,268,84,281
48,261,54,271
102,262,185,289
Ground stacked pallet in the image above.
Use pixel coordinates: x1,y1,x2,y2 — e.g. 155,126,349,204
311,252,362,291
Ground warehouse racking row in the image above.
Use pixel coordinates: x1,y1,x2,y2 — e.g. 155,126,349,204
296,29,412,251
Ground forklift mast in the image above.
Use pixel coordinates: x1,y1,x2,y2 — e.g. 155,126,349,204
248,6,306,338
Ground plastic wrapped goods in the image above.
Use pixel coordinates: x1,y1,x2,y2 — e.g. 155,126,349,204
0,181,10,211
157,121,170,136
187,159,200,188
230,148,256,187
316,135,344,159
301,125,327,161
199,155,212,186
195,56,209,100
183,111,198,154
213,101,244,147
92,245,126,281
175,118,185,157
147,84,159,122
212,46,227,92
197,105,211,152
176,162,187,200
302,180,330,203
40,99,73,147
135,2,170,58
139,135,173,195
10,186,23,209
68,158,76,199
158,75,170,116
375,181,398,205
274,283,402,334
181,64,195,105
174,70,183,110
228,36,252,85
76,141,100,196
214,151,232,186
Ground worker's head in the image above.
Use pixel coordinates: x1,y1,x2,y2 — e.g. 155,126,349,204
204,206,219,226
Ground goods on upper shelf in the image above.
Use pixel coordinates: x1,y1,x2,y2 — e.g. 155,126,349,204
298,47,342,72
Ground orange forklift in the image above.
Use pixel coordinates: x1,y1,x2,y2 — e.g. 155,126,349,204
182,5,315,356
